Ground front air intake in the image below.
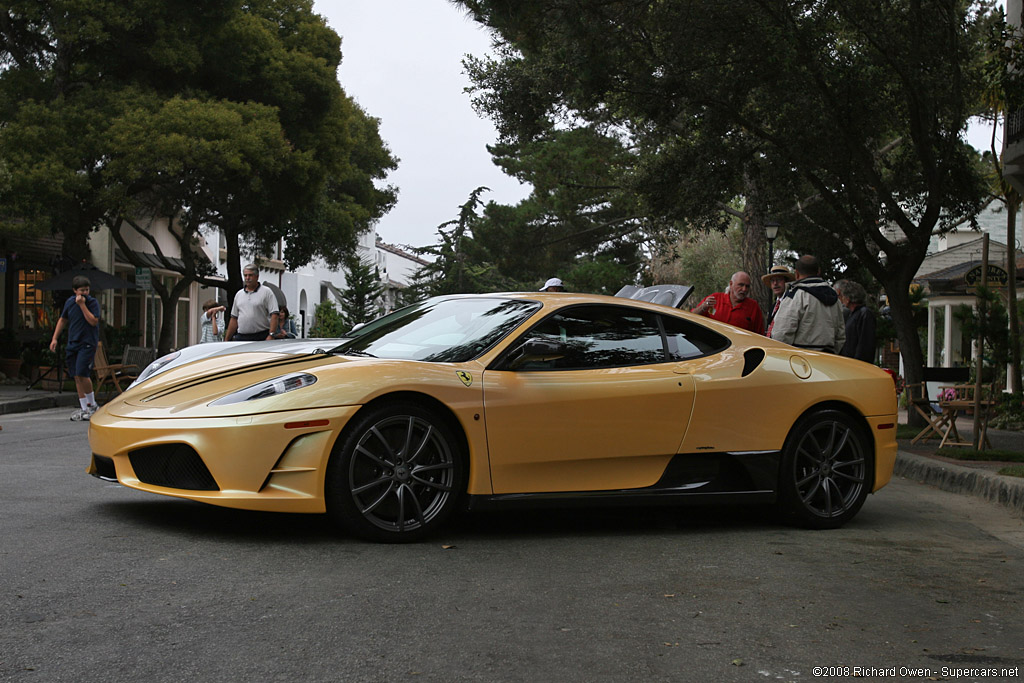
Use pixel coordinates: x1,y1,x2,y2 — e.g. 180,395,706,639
128,444,219,491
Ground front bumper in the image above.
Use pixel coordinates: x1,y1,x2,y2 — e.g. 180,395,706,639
88,405,359,513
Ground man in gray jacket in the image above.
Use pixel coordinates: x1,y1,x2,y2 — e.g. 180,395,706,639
770,255,846,353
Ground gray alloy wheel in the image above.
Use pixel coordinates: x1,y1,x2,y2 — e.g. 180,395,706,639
778,409,871,529
326,402,463,542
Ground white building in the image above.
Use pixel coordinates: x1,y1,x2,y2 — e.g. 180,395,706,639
63,224,429,352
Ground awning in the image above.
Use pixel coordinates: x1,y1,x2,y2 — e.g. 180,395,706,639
326,282,344,303
261,281,287,309
114,248,187,272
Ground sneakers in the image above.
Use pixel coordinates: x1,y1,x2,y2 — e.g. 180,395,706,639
70,404,99,422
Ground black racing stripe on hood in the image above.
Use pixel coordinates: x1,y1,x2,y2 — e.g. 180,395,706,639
139,354,327,403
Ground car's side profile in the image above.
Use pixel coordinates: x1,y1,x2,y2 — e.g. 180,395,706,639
88,293,898,542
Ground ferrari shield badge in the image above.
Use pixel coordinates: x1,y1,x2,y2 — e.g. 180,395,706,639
456,370,473,387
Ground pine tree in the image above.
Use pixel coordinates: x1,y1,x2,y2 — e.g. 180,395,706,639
340,254,384,329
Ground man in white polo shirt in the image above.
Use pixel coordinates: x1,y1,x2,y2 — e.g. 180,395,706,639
224,263,280,341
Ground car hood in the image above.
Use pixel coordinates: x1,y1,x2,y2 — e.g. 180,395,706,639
106,349,362,418
129,339,347,388
104,348,478,420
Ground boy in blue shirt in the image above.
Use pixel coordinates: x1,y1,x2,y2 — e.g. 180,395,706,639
49,276,101,421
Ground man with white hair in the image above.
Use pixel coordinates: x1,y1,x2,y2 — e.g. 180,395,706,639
225,263,280,341
692,271,765,334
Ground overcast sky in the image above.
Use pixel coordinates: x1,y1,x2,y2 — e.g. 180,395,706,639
318,0,1000,251
317,0,528,250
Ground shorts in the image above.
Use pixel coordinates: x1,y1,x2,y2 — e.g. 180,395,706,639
66,341,97,378
232,330,269,341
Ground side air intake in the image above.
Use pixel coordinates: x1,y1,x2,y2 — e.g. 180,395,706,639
742,348,766,377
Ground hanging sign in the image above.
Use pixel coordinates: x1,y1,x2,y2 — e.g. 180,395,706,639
135,266,152,291
964,264,1008,287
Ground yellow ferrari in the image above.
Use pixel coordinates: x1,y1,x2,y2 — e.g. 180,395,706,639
88,291,898,542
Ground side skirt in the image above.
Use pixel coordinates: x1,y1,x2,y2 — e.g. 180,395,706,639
467,450,780,511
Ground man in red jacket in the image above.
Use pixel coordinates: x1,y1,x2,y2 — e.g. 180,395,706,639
691,271,765,334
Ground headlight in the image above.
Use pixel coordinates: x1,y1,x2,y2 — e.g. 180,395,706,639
129,351,181,388
209,372,318,406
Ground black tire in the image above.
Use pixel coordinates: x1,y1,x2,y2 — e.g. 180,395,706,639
777,409,872,529
325,402,464,542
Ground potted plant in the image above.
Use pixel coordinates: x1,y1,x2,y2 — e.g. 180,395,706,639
22,340,60,388
0,327,23,379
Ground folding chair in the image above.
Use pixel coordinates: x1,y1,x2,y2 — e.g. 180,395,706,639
906,367,970,444
906,380,951,444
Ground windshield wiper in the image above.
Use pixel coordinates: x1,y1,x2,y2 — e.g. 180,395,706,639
341,349,377,358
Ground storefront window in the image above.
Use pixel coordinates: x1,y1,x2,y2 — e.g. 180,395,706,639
17,269,56,330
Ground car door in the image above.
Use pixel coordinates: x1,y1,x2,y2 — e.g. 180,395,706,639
481,304,703,494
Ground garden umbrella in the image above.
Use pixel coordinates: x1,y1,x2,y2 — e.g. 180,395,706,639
36,262,137,291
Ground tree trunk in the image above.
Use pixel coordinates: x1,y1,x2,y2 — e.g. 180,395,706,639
1006,202,1021,395
886,278,925,426
741,169,771,315
223,225,245,313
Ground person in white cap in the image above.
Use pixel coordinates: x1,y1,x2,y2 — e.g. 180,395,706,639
541,278,565,292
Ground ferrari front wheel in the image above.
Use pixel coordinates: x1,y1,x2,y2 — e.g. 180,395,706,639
777,409,871,529
326,402,464,542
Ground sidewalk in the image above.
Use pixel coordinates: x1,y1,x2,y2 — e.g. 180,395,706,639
0,381,82,415
2,382,1022,517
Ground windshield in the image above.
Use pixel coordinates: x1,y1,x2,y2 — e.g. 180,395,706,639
331,297,541,362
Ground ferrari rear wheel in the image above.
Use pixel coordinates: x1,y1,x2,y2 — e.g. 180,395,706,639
778,409,871,529
326,402,464,542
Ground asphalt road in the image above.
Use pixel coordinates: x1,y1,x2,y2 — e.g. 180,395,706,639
2,408,1023,682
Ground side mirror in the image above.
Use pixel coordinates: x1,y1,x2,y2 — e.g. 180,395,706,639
508,338,566,369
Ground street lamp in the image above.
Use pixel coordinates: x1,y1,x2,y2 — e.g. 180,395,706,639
765,221,780,270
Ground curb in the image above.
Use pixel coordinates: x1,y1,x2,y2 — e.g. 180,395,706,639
0,392,80,415
895,450,1024,518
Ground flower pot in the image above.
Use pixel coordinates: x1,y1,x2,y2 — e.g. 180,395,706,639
31,365,63,390
0,357,23,379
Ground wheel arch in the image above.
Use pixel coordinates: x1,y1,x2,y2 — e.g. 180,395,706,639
786,399,878,484
333,390,472,480
794,400,873,443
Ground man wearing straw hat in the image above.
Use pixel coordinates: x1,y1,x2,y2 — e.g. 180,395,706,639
762,264,795,336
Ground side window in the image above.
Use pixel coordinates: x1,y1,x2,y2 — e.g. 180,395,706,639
521,305,667,370
661,314,730,360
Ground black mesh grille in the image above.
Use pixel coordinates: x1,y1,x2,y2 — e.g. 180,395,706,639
128,444,219,491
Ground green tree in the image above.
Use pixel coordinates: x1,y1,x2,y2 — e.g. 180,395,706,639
455,0,996,392
650,224,744,305
0,1,397,353
414,187,515,295
339,253,384,329
472,128,649,287
954,286,1011,383
308,300,347,338
976,8,1024,394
